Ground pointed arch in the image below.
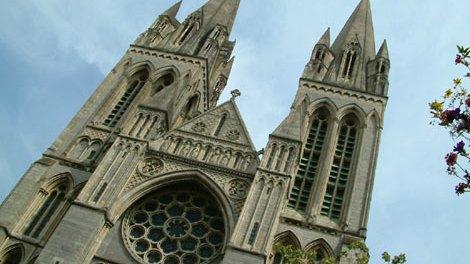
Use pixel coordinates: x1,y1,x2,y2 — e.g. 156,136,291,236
124,60,156,78
289,106,331,212
104,68,150,127
337,103,367,127
305,238,335,260
308,97,338,116
0,243,24,264
23,173,74,240
109,170,235,230
367,110,382,129
273,231,301,249
321,111,361,221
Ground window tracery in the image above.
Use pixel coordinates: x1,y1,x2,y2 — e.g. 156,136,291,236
104,69,149,128
288,108,329,212
321,113,359,221
122,184,225,264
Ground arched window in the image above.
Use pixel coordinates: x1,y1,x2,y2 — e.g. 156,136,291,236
214,113,227,136
284,147,295,173
0,246,22,264
266,143,278,170
121,182,226,264
181,94,200,121
69,138,89,160
288,108,329,212
341,50,357,79
177,19,199,45
24,181,70,239
305,239,334,263
154,72,175,94
269,232,301,264
321,114,359,221
104,69,149,128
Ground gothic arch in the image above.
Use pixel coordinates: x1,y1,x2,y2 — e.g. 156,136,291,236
41,172,74,192
0,243,25,264
151,65,181,82
109,170,235,231
367,110,382,129
308,97,339,116
337,103,367,127
124,60,156,78
304,238,334,259
273,230,301,249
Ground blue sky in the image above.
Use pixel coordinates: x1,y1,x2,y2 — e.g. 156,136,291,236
0,0,469,263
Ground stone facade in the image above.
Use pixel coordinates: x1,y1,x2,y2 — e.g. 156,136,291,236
0,0,389,263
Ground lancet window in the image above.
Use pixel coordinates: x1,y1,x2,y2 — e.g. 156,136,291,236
288,108,329,212
321,114,359,220
104,69,149,128
23,179,71,240
154,72,175,94
177,18,199,45
0,246,22,264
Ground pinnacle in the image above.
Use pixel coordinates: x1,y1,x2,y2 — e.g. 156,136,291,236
377,40,389,59
162,1,182,18
317,28,331,46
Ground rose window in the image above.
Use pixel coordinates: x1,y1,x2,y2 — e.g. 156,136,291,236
122,186,226,264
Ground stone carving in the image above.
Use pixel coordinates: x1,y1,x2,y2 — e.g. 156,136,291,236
225,129,240,141
226,179,250,200
192,122,207,133
138,157,164,177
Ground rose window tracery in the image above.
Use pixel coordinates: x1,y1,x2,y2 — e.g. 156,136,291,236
122,185,226,264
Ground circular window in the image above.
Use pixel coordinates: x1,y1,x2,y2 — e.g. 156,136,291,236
122,185,226,264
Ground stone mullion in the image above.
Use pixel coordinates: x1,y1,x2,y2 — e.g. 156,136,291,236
309,117,339,217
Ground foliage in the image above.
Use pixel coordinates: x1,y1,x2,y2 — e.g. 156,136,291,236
276,241,406,264
381,252,407,264
429,46,470,195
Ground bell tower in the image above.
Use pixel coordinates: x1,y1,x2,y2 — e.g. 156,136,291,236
223,0,390,263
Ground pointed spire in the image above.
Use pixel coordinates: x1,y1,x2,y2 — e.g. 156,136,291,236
317,28,331,46
162,1,182,18
377,40,389,59
201,0,241,33
331,0,375,60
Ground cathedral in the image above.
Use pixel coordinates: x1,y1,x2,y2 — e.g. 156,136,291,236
0,0,389,263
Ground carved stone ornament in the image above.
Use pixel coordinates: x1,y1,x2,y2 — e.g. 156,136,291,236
191,122,206,133
138,157,164,177
225,179,249,200
225,129,240,141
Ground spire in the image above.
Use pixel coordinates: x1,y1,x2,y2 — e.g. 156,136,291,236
331,0,375,60
201,0,241,33
377,40,389,59
162,1,182,18
317,28,331,46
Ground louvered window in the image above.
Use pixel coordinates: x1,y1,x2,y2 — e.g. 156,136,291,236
104,70,149,128
288,109,329,212
321,115,358,220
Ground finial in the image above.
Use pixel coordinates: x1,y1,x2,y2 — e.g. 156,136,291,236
230,89,241,100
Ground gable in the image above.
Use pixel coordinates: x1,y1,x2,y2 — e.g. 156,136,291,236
177,100,256,151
